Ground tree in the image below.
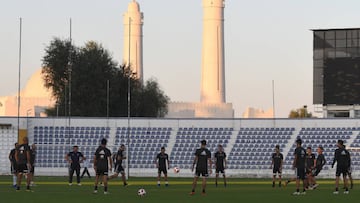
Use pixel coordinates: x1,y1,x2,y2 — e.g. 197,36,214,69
133,78,169,117
42,38,75,116
42,38,169,117
288,106,312,118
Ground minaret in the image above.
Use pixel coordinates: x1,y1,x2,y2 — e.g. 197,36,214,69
123,0,144,83
200,0,225,103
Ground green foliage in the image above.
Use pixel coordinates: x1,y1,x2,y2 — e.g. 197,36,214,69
288,106,312,118
133,78,169,117
42,38,169,117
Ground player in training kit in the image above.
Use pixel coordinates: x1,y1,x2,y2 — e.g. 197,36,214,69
270,145,283,188
305,147,316,190
155,146,170,187
9,143,18,188
15,137,31,191
93,138,112,194
347,163,354,189
311,146,326,189
343,145,353,189
29,144,37,186
332,140,351,194
214,144,227,187
80,158,91,179
66,145,85,186
190,140,212,196
108,144,128,186
292,139,306,195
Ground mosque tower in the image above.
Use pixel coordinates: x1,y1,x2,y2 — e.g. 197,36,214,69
123,0,144,83
200,0,226,103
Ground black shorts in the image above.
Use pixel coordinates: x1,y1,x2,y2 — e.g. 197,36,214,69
16,164,29,173
336,166,348,177
115,165,125,174
158,167,167,175
312,167,322,176
70,164,81,170
216,167,225,174
273,167,282,175
296,168,305,180
96,168,109,176
11,163,17,174
195,169,209,177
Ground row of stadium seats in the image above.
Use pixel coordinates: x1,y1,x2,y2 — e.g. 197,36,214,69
179,127,234,131
177,131,232,135
227,127,293,168
34,126,110,130
29,125,360,171
117,131,171,136
114,127,171,168
170,127,233,168
238,131,293,136
116,135,170,140
300,127,359,131
299,131,352,136
236,138,288,144
283,128,353,167
350,134,360,147
239,127,295,131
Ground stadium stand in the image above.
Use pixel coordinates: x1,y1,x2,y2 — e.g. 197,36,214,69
227,127,294,170
34,126,110,168
0,126,18,174
1,118,360,178
349,132,360,171
114,127,172,169
171,127,233,170
283,127,354,170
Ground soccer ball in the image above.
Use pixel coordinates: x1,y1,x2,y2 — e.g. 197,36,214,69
173,167,180,173
138,188,146,197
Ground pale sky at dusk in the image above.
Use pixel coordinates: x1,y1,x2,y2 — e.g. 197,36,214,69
1,0,360,117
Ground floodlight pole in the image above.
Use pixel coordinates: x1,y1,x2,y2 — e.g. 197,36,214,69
272,80,276,127
68,18,73,147
126,17,132,180
106,79,110,128
17,18,22,140
26,109,32,131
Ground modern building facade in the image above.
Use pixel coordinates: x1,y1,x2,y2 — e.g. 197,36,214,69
313,28,360,118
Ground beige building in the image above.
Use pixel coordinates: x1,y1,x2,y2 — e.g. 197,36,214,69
242,107,274,118
0,69,55,117
167,102,234,118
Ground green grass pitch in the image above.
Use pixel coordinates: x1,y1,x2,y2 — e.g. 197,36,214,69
0,176,359,203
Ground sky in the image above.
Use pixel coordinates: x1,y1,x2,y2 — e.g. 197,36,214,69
1,0,360,118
